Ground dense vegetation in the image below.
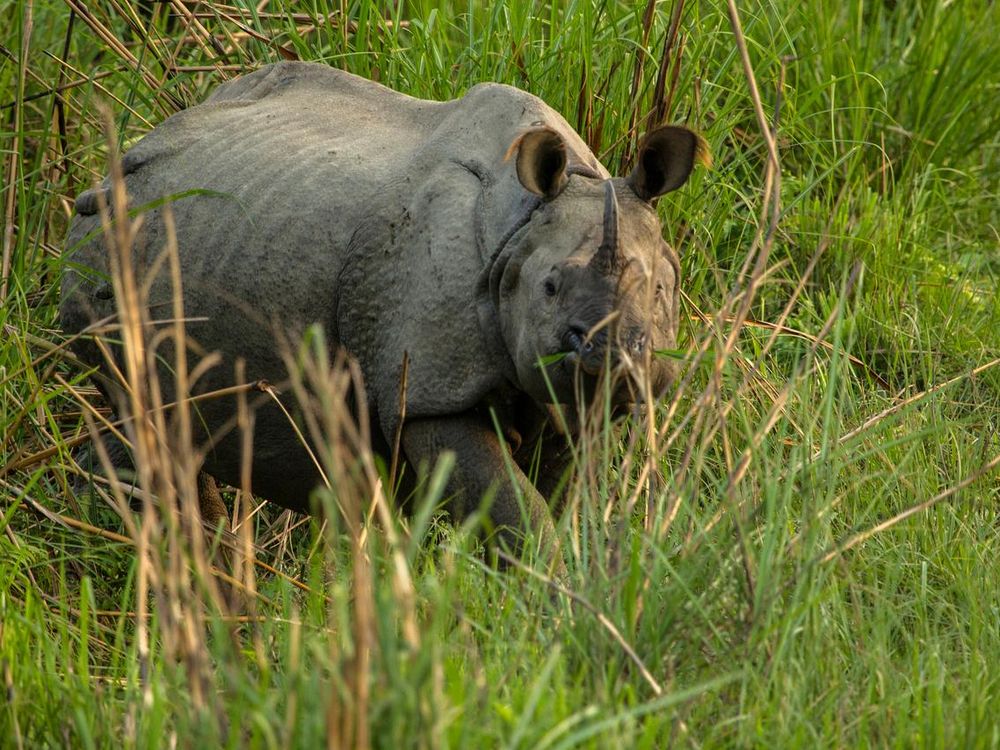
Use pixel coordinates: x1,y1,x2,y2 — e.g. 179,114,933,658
2,0,999,746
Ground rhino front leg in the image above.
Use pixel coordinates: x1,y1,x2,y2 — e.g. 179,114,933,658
520,433,575,511
401,414,564,574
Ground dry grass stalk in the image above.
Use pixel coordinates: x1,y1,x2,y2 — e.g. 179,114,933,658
1,0,31,301
64,0,184,114
820,449,1000,565
644,0,686,135
620,0,658,171
233,357,266,661
78,109,245,729
276,335,424,748
498,550,664,696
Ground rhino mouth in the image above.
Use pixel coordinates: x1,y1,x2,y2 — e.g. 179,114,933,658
561,321,627,377
554,326,673,407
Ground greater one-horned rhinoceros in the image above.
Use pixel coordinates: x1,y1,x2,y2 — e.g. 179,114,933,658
61,61,704,562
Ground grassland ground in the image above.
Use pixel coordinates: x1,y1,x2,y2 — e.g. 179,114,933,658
2,1,999,747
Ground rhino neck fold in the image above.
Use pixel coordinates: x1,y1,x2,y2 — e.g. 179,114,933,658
475,204,540,388
483,199,540,308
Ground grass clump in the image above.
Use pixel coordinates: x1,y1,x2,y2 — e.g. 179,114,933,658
2,0,1000,747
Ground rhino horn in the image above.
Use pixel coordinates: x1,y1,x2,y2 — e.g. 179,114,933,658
590,180,621,275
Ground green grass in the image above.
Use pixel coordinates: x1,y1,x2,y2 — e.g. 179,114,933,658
3,0,1000,747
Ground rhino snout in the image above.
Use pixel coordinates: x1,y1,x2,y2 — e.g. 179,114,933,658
562,323,652,372
562,324,609,376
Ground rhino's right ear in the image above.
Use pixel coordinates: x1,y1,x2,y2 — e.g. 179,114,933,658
506,127,568,200
627,125,710,202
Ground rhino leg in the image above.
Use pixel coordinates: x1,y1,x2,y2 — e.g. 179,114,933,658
521,434,574,512
401,414,564,574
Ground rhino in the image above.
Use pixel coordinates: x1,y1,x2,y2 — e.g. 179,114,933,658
61,61,704,564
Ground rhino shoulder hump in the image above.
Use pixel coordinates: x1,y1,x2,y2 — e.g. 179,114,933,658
205,61,324,103
206,61,415,109
461,81,549,113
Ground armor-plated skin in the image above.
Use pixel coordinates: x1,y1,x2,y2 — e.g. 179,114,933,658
61,62,704,563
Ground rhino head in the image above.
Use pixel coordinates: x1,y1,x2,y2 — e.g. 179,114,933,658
491,124,703,407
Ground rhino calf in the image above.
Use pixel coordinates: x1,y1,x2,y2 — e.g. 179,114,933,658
61,62,704,566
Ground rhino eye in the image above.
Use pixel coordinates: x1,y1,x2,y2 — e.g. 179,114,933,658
543,278,558,298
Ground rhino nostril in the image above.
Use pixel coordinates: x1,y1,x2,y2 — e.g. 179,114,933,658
563,325,584,353
564,324,601,357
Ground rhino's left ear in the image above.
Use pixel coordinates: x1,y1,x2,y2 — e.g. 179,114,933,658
505,127,568,200
627,125,710,202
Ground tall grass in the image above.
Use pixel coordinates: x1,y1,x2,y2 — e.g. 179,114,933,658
2,0,1000,747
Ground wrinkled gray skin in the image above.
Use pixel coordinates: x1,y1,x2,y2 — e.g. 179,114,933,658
61,62,701,566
